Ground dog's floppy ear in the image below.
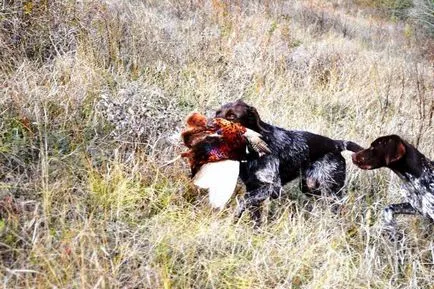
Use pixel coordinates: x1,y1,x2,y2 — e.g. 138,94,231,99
247,105,260,120
385,139,406,165
247,105,269,133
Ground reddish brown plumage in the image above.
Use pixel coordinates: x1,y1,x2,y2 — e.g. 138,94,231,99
181,112,212,148
181,112,258,176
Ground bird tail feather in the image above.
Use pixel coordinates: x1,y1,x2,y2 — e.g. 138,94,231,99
193,160,239,209
244,128,271,156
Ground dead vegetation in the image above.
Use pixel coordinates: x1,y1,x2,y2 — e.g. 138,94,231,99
0,0,433,288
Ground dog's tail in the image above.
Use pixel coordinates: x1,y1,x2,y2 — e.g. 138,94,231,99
335,140,364,152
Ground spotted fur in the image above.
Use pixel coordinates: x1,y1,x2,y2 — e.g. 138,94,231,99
303,152,346,196
352,134,434,235
215,100,363,224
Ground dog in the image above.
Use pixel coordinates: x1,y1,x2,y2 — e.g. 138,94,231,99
215,99,363,224
352,134,434,236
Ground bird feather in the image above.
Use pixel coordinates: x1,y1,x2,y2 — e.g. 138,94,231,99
192,160,240,209
244,128,271,156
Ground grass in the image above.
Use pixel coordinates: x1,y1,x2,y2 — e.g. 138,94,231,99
0,0,433,288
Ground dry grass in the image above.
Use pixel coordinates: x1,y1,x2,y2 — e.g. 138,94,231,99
0,0,433,288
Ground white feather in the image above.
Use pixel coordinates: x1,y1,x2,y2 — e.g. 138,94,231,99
193,160,240,209
244,128,262,138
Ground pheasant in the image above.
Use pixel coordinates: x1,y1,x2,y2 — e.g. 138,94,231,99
181,112,271,209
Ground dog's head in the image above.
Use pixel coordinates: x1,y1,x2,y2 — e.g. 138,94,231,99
215,99,268,132
352,134,407,170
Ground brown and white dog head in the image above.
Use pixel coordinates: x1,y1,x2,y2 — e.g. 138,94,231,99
352,134,407,170
215,99,268,132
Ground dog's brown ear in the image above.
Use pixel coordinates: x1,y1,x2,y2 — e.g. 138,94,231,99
247,106,270,133
247,106,260,120
385,140,406,165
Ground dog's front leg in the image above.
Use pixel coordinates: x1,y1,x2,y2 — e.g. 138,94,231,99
235,183,281,227
236,157,280,226
383,202,417,241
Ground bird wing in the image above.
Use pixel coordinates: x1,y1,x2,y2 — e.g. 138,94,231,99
243,128,271,156
192,160,239,209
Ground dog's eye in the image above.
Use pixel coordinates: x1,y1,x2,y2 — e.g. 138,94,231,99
216,110,222,115
226,112,236,120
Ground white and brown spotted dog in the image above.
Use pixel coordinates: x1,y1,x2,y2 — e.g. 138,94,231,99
352,134,434,236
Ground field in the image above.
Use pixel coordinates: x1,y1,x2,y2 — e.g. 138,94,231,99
1,0,433,288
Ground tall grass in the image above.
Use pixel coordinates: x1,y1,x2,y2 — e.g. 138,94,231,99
0,0,433,288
